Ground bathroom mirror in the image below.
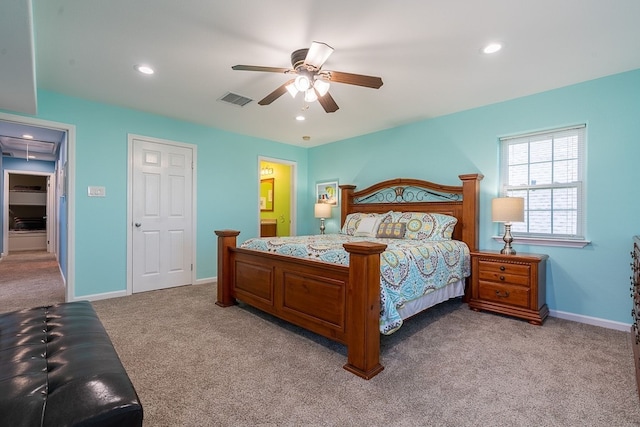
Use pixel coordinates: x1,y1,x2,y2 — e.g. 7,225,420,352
260,178,274,211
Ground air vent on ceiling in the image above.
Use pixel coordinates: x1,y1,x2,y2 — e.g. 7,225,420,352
218,92,253,107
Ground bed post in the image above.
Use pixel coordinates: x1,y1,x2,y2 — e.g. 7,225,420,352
214,230,241,307
339,185,356,227
458,174,483,303
342,241,387,380
458,174,483,252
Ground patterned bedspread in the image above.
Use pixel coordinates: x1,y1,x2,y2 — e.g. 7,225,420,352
240,234,470,334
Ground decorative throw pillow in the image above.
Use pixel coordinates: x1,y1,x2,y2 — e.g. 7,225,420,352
392,212,458,240
341,212,378,236
354,216,383,237
341,211,394,236
376,222,407,239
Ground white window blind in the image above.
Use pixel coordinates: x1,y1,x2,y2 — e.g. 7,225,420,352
499,124,586,240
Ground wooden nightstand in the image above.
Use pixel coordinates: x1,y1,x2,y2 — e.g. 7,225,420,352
468,251,549,325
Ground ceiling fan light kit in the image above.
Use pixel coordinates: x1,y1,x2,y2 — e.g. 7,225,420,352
294,75,311,92
304,90,318,103
232,41,383,113
314,79,330,96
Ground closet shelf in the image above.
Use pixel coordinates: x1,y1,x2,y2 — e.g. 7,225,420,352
9,191,47,206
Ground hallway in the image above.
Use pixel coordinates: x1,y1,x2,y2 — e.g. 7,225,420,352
0,250,64,313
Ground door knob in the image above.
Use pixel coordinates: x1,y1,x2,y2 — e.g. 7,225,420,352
134,222,142,228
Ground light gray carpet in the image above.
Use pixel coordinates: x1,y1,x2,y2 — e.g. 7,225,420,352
91,283,640,427
0,250,65,313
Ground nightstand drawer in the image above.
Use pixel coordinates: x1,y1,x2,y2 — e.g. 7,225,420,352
477,260,530,277
478,281,530,308
478,270,530,286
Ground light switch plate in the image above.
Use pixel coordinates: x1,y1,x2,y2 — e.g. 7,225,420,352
88,186,106,197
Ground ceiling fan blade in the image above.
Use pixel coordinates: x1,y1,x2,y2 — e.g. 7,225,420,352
258,79,295,105
232,65,292,74
304,41,334,68
325,71,383,89
316,90,339,113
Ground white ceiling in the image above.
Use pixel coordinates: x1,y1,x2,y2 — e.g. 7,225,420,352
2,0,640,150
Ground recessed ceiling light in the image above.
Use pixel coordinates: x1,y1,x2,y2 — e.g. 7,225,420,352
134,64,155,75
295,115,305,121
482,43,502,54
22,134,33,139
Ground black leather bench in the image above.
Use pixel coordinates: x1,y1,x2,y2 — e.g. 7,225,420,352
0,301,143,427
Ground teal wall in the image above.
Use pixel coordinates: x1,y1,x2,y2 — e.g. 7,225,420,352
7,90,309,298
307,68,640,324
4,69,639,325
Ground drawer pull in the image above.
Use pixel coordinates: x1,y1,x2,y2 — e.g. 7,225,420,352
500,266,506,271
499,276,505,281
495,290,510,298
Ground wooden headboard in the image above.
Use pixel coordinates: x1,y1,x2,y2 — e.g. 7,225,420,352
339,174,483,251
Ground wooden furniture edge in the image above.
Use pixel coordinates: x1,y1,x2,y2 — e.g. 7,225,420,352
342,241,387,379
214,230,240,307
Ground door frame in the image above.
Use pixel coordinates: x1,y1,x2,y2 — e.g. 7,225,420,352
3,170,56,254
126,134,197,295
0,112,75,302
258,156,297,236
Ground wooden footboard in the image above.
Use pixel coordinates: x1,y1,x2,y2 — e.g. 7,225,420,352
215,230,387,379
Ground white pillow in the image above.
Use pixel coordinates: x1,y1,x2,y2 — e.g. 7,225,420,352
354,216,382,237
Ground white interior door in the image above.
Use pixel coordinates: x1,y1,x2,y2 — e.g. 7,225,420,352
132,138,193,293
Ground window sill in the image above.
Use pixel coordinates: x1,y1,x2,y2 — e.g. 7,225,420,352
491,236,591,248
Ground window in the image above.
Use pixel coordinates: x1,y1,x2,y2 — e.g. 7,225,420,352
499,125,586,243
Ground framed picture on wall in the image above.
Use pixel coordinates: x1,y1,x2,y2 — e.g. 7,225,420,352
316,181,338,206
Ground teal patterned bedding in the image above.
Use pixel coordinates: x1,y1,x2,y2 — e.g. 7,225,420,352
240,234,470,334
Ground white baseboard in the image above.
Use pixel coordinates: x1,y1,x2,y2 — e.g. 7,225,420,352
549,309,631,332
71,290,129,302
195,276,215,285
73,279,216,303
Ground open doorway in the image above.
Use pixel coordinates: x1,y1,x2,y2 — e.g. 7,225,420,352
259,157,296,237
4,171,55,254
0,112,75,304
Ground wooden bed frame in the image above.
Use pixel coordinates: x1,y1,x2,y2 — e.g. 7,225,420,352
215,173,482,379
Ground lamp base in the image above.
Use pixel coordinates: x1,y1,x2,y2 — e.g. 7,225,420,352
319,218,326,235
500,223,516,255
500,246,517,255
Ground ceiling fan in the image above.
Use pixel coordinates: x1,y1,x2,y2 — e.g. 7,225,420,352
232,41,383,113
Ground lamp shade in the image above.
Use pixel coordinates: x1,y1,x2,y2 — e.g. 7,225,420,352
314,203,332,219
492,197,524,223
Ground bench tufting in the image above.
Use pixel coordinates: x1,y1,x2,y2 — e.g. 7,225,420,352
0,301,143,427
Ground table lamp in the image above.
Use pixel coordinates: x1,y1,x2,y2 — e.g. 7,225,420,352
314,203,332,234
492,197,525,255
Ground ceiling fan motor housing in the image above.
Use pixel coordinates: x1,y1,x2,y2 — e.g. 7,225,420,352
291,48,310,70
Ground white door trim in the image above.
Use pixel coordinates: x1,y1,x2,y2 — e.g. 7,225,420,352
0,112,75,303
257,156,297,236
126,134,197,295
3,170,55,254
